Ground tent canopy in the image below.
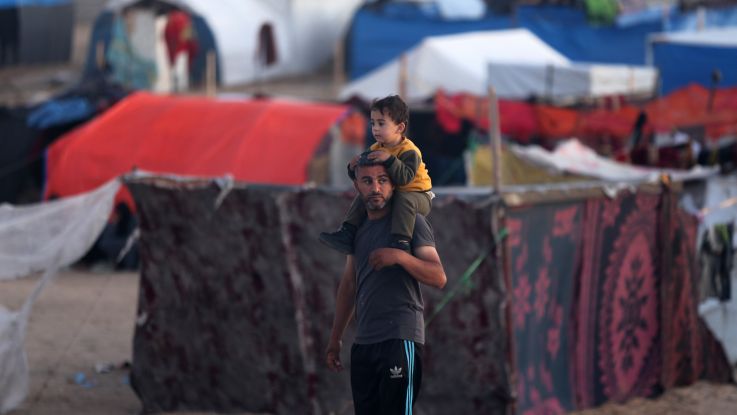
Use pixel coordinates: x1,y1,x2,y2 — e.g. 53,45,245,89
341,29,657,101
44,93,348,205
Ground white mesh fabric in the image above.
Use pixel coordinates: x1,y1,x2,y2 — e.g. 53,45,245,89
0,179,120,281
0,179,119,413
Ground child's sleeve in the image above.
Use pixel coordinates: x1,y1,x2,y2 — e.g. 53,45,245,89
383,150,420,186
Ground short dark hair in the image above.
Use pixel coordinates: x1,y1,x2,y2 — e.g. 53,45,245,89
370,95,409,132
354,151,393,183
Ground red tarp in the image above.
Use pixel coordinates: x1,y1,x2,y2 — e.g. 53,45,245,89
45,93,348,206
436,86,737,149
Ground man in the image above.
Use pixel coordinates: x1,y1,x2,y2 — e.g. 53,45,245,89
325,153,447,415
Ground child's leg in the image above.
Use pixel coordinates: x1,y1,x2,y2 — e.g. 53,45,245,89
344,195,367,228
391,191,432,241
319,195,366,254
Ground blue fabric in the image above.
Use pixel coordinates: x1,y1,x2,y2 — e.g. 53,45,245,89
653,42,737,94
84,11,221,87
84,11,114,79
347,3,512,79
27,97,94,129
516,5,662,65
666,4,737,31
0,0,69,8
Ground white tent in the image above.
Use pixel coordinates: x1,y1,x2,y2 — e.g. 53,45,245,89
103,0,362,87
340,28,657,101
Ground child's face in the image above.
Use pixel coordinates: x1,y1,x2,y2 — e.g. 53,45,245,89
370,109,405,147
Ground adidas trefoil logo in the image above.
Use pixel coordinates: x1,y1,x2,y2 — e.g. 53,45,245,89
389,366,403,379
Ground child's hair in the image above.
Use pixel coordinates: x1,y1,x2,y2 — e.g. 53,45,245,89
371,95,409,132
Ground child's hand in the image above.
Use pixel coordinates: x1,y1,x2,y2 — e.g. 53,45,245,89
367,151,390,163
348,155,360,170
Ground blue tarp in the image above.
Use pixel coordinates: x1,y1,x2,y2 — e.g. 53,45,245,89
667,4,737,31
346,3,737,81
0,0,69,8
346,3,512,79
653,41,737,94
515,5,661,65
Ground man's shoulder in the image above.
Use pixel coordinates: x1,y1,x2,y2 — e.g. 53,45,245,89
411,214,435,247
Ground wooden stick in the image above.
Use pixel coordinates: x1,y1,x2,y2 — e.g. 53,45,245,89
488,86,502,193
206,50,217,97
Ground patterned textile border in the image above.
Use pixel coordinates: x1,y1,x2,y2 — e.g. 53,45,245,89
507,189,732,414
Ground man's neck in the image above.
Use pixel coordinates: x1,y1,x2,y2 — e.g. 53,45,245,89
366,207,390,221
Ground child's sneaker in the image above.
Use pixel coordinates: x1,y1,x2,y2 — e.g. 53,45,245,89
319,223,357,254
389,235,411,252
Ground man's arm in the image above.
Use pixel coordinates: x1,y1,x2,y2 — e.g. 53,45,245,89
369,245,447,289
326,256,356,372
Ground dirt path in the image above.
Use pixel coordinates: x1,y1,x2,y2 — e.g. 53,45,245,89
1,270,735,414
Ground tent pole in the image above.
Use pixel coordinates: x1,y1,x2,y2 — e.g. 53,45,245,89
333,39,345,99
95,41,104,70
206,50,217,98
488,86,502,194
399,53,408,99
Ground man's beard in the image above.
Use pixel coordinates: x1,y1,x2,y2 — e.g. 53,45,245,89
364,192,390,211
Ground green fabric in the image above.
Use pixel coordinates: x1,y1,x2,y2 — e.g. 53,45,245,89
585,0,619,25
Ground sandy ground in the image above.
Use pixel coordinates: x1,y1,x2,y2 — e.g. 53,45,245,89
1,270,735,415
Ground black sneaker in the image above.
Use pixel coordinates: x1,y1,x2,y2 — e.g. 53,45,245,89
319,224,356,254
389,237,411,253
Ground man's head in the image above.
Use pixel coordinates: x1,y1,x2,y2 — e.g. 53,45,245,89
370,95,409,147
353,152,395,212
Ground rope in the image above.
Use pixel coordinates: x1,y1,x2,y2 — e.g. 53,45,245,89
425,227,508,328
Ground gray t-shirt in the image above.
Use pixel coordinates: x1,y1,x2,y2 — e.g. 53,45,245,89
353,213,435,345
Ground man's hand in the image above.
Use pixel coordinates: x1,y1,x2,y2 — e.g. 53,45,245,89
326,340,344,372
369,248,403,270
367,150,390,163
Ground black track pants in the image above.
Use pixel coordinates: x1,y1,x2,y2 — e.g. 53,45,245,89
350,339,423,415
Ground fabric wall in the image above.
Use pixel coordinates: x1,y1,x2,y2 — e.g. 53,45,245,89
507,189,733,413
126,179,511,414
127,177,731,414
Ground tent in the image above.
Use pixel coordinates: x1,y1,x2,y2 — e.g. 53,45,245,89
345,0,512,79
649,28,737,95
340,29,657,101
0,0,73,67
84,0,362,90
44,92,350,207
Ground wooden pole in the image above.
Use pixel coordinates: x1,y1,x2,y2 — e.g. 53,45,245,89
333,39,346,99
95,41,105,70
206,50,217,97
399,53,408,99
488,86,502,193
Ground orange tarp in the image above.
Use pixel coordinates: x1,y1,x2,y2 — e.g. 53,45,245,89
45,92,348,205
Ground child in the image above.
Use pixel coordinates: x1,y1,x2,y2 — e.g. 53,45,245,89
320,95,433,254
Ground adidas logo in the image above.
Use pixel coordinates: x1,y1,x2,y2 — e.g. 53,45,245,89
389,366,403,379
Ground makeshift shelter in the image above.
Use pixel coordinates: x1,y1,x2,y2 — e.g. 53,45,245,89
123,174,732,414
44,92,353,207
85,0,362,91
341,29,657,102
0,0,73,67
649,28,737,94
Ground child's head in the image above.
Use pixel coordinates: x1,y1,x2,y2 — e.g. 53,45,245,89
370,95,409,147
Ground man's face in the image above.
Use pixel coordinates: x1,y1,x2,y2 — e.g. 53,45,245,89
354,164,394,211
